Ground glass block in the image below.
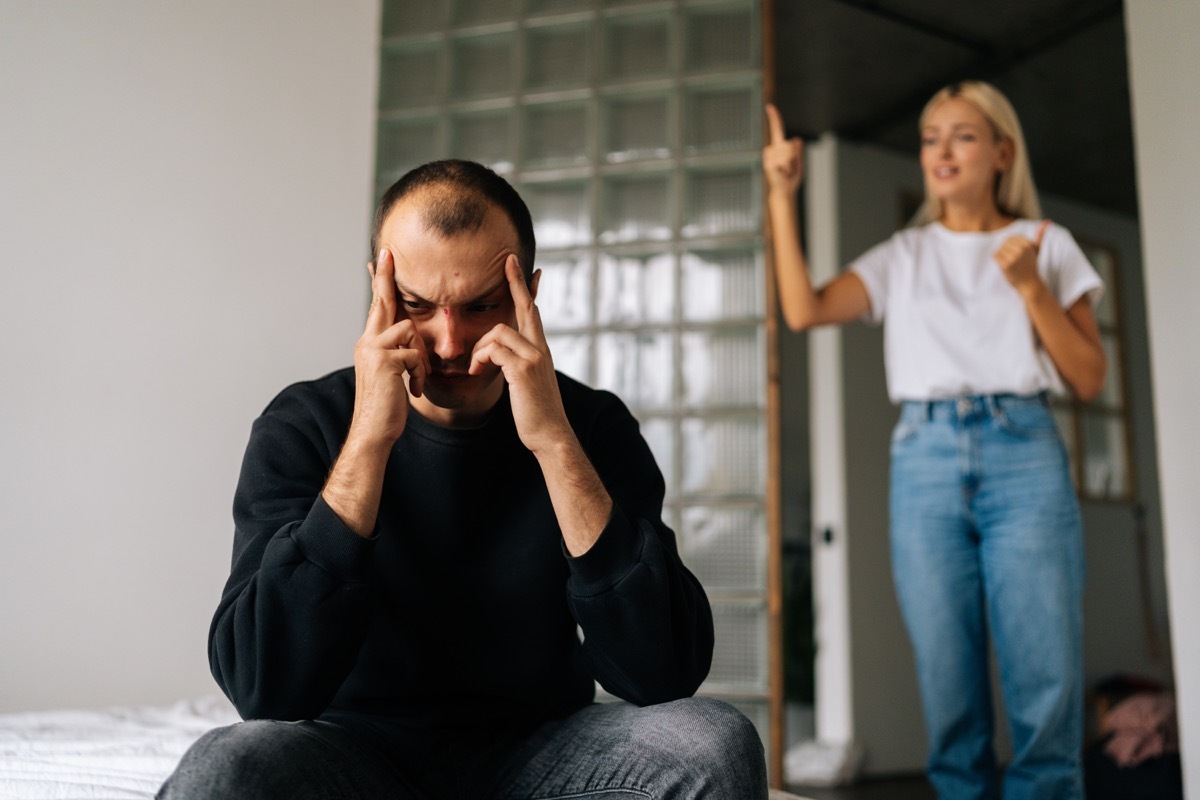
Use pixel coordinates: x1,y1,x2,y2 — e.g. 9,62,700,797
451,32,516,99
525,23,591,90
379,41,444,110
1082,411,1129,499
680,416,765,495
596,252,674,325
376,117,441,181
523,102,590,167
639,416,676,498
381,2,445,36
680,328,764,409
603,93,671,163
450,109,513,173
681,248,763,322
599,173,672,244
682,167,758,237
681,504,766,592
1098,332,1123,408
452,0,522,26
603,13,672,81
684,4,756,73
683,84,757,153
545,333,591,384
595,331,674,411
537,254,592,330
524,181,591,247
706,602,768,691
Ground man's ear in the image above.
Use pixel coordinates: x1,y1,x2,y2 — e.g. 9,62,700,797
529,268,541,301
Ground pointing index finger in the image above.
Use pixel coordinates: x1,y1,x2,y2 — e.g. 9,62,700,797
1033,219,1052,249
367,248,396,334
506,254,535,327
765,103,786,145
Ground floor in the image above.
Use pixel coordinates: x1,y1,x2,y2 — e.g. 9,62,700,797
785,774,935,800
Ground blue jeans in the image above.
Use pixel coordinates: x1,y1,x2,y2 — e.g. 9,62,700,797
889,394,1084,800
156,697,767,799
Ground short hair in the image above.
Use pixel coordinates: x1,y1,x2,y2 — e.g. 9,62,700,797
371,160,536,284
912,80,1042,225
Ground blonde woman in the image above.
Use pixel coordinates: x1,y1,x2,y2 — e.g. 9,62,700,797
763,82,1105,799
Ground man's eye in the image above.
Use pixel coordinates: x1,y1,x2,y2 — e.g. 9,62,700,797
403,300,431,313
470,303,499,313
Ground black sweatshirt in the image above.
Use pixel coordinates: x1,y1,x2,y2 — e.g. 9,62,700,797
209,367,713,745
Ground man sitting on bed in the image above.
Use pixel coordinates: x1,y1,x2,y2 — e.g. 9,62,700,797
158,159,767,800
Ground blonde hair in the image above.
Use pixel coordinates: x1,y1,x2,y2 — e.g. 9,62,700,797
912,81,1042,225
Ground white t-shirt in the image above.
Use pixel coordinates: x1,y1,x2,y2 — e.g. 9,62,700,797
849,220,1103,402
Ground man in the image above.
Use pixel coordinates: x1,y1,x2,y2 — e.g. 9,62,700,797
159,160,768,799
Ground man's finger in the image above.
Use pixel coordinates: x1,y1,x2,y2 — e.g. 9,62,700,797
1034,219,1052,250
367,248,396,334
506,255,543,338
377,320,430,396
765,103,786,145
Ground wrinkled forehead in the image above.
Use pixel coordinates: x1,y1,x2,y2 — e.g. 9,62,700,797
382,194,518,301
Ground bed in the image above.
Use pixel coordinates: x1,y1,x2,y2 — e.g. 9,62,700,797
0,695,240,799
0,696,811,799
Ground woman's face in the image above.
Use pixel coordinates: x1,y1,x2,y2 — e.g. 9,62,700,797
919,97,1013,211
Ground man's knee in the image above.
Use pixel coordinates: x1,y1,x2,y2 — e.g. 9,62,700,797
157,720,309,800
630,696,767,791
662,697,764,761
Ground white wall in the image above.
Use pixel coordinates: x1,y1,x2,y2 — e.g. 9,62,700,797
0,1,380,712
1125,4,1200,794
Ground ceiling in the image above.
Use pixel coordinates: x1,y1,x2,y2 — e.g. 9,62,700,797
771,0,1139,217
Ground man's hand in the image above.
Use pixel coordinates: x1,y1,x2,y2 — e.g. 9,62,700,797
468,255,571,456
349,248,430,447
763,103,804,197
993,219,1051,301
321,248,430,537
469,255,613,555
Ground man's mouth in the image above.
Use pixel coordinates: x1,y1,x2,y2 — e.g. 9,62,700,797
430,370,471,383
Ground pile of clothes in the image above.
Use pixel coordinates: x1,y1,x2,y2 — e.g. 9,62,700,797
1085,676,1182,800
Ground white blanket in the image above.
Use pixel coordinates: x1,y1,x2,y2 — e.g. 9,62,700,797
0,695,239,799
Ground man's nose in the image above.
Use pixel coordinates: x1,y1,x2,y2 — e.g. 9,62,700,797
430,308,467,362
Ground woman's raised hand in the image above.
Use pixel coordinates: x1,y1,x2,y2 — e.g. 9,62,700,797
763,103,804,196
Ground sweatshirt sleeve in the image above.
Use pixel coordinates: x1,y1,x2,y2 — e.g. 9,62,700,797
208,381,378,721
561,384,714,706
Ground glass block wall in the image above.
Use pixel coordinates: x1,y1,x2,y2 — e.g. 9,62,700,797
375,0,770,751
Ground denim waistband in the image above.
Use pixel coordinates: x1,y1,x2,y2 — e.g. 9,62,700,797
901,392,1049,421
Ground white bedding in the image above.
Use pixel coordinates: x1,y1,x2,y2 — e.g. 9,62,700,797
0,695,239,799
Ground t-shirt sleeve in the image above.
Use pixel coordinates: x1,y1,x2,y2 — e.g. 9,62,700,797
1042,222,1104,311
848,234,899,325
